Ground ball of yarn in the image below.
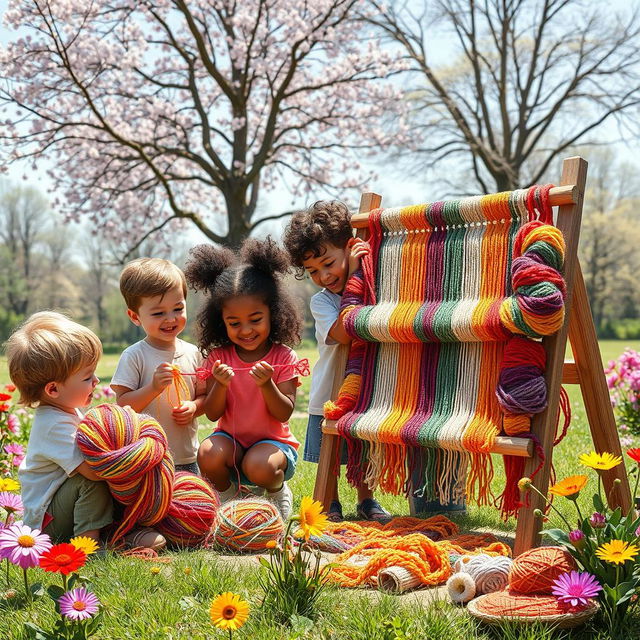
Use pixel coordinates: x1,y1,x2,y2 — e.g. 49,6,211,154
156,472,219,547
213,499,284,553
446,571,476,604
509,546,576,594
500,221,566,339
77,403,174,541
473,590,573,617
453,554,513,594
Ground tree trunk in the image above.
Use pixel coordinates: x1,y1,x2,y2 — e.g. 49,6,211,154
224,187,252,249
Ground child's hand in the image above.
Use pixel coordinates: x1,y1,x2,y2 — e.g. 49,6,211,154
250,361,274,386
347,238,370,277
211,360,234,387
172,400,197,425
152,363,175,391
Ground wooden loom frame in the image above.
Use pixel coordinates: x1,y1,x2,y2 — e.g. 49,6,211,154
313,156,632,556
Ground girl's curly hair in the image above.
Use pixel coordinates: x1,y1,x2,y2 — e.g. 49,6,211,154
184,236,302,353
283,200,353,278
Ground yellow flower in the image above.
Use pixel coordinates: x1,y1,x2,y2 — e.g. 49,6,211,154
295,496,329,541
265,540,277,549
210,592,249,631
70,536,99,556
184,567,192,576
150,566,161,575
0,477,19,492
579,451,622,471
517,477,532,492
548,475,588,498
595,539,639,565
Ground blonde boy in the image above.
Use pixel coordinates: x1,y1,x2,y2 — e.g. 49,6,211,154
111,258,206,472
6,312,113,542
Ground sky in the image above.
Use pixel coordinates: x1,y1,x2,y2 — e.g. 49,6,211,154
0,0,637,249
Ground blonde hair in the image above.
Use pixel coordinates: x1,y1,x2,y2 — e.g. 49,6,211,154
5,311,102,405
120,258,187,312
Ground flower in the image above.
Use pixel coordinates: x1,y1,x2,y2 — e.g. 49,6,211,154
569,529,585,548
210,592,250,631
3,444,24,457
58,587,100,621
296,496,329,541
595,539,639,565
627,448,640,463
0,405,9,413
551,571,602,608
579,451,622,471
265,540,277,549
150,566,161,575
589,512,606,529
70,536,99,556
0,478,19,492
6,414,19,434
636,525,640,537
549,475,588,499
0,522,51,568
184,567,191,576
39,543,87,575
446,572,476,604
517,477,532,491
0,491,23,516
4,385,16,392
0,393,11,402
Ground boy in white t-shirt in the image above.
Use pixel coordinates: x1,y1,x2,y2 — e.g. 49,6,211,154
111,258,206,473
284,201,390,522
7,312,113,543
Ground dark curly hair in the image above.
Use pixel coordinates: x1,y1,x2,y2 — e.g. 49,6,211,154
283,200,354,278
184,237,302,353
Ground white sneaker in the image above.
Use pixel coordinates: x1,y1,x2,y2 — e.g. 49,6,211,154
266,482,293,520
218,484,240,504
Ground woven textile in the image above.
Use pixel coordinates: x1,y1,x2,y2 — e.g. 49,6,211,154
325,187,566,512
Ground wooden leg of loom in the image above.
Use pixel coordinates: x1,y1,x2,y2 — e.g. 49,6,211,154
313,429,340,509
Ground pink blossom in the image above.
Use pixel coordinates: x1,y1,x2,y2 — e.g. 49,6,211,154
552,571,602,608
589,513,606,529
11,455,24,468
4,444,24,456
0,522,52,568
5,414,19,434
59,587,100,621
101,385,115,398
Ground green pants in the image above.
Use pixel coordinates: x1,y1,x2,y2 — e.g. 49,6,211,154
43,473,113,542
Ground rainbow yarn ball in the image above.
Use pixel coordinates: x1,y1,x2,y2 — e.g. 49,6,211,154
213,499,284,553
156,472,220,547
508,546,576,594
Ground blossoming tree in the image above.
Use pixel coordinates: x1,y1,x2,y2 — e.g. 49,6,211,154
0,0,398,251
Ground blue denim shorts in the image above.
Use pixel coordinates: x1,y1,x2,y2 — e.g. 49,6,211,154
303,414,348,465
209,431,298,485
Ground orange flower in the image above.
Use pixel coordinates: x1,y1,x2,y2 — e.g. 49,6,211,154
549,475,588,498
39,543,87,575
4,385,16,392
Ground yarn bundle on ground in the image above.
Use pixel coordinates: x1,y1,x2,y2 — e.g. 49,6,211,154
157,472,220,546
508,546,575,594
77,403,174,541
452,553,513,595
213,499,284,552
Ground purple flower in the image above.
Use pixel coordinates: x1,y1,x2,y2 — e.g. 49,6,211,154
58,587,100,621
3,444,24,456
589,512,606,529
569,529,585,548
552,571,602,608
0,522,51,568
0,492,23,516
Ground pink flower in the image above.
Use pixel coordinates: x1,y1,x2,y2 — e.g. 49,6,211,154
5,414,19,434
636,525,640,537
589,513,606,529
11,455,24,468
552,571,602,608
569,529,585,548
101,385,115,398
0,492,23,517
4,444,24,456
0,522,52,568
58,587,100,621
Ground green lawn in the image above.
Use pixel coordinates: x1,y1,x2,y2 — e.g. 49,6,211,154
1,340,639,639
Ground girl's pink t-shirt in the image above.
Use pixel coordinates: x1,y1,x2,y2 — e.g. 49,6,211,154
206,343,300,449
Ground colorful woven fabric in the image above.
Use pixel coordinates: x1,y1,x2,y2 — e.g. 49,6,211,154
325,186,567,514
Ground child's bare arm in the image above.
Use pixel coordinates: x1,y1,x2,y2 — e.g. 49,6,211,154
328,239,369,344
74,461,101,482
112,362,174,412
202,360,233,421
250,363,297,422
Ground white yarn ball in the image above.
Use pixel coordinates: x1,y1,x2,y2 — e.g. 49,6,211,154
446,572,476,604
453,554,513,594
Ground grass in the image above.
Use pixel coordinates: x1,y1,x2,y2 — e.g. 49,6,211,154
1,340,639,639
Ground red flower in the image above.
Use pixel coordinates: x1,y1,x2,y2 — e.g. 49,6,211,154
4,384,16,393
0,404,9,412
39,543,87,575
0,393,11,402
627,448,640,463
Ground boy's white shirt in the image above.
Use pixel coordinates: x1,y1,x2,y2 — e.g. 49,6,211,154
19,405,85,530
110,338,204,464
308,288,342,415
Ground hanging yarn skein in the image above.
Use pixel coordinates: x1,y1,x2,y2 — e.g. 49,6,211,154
77,403,174,541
